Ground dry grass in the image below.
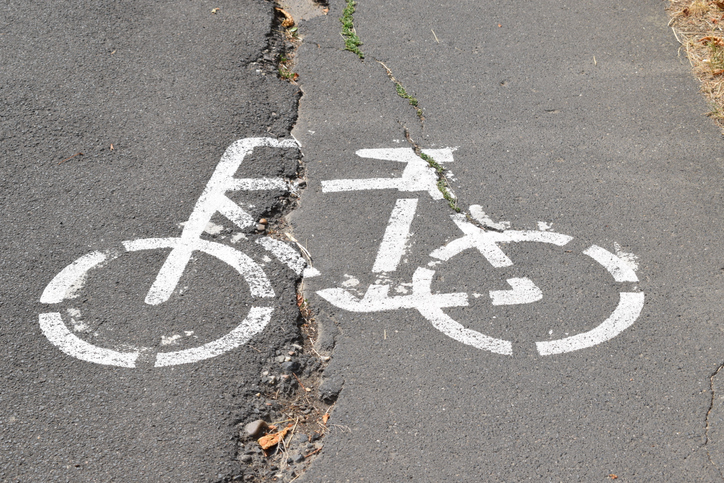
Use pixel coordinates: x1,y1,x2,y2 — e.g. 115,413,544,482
669,0,724,132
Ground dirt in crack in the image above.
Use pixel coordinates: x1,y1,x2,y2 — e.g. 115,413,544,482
229,299,341,483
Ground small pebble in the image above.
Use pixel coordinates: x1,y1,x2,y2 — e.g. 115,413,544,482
293,453,305,464
284,356,292,362
256,223,266,231
259,218,268,224
281,361,300,373
240,454,252,463
244,419,268,438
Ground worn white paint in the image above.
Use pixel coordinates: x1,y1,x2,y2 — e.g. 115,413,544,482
40,236,274,367
431,214,573,267
40,251,110,304
67,308,89,332
256,236,319,277
583,245,639,282
41,304,273,368
124,238,274,301
489,278,543,306
230,233,247,244
536,292,645,355
537,221,552,231
321,148,455,200
317,267,467,313
469,205,511,231
303,267,321,277
372,199,418,273
204,222,225,236
418,304,513,355
341,275,360,288
144,137,296,305
318,268,510,354
160,334,182,346
227,177,288,192
39,312,139,367
38,138,299,368
154,307,273,367
614,242,639,272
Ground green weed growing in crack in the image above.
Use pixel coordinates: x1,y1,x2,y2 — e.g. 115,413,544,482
419,151,459,212
340,0,364,59
378,61,424,119
395,83,424,118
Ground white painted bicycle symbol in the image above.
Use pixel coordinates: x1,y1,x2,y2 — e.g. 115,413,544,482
40,140,644,367
315,147,645,356
39,138,317,368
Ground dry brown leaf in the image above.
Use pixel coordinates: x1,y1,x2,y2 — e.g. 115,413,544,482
701,35,724,46
275,7,294,28
322,413,329,425
608,475,618,480
258,423,293,450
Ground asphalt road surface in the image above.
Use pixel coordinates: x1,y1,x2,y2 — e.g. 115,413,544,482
290,0,724,481
1,1,305,481
2,0,724,482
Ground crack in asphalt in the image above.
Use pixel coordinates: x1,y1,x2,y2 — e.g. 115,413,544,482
706,363,724,479
334,5,470,217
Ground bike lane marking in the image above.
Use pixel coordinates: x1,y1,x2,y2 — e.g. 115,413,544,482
536,292,645,356
39,238,277,367
40,251,110,304
38,137,317,368
39,312,139,368
372,198,418,273
146,137,297,305
315,148,646,356
489,278,543,306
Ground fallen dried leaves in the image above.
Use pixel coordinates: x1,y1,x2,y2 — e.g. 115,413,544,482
669,0,724,131
275,7,294,28
258,423,293,451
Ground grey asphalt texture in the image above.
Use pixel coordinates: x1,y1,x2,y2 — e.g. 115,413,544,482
3,0,724,481
1,1,304,481
290,0,724,481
